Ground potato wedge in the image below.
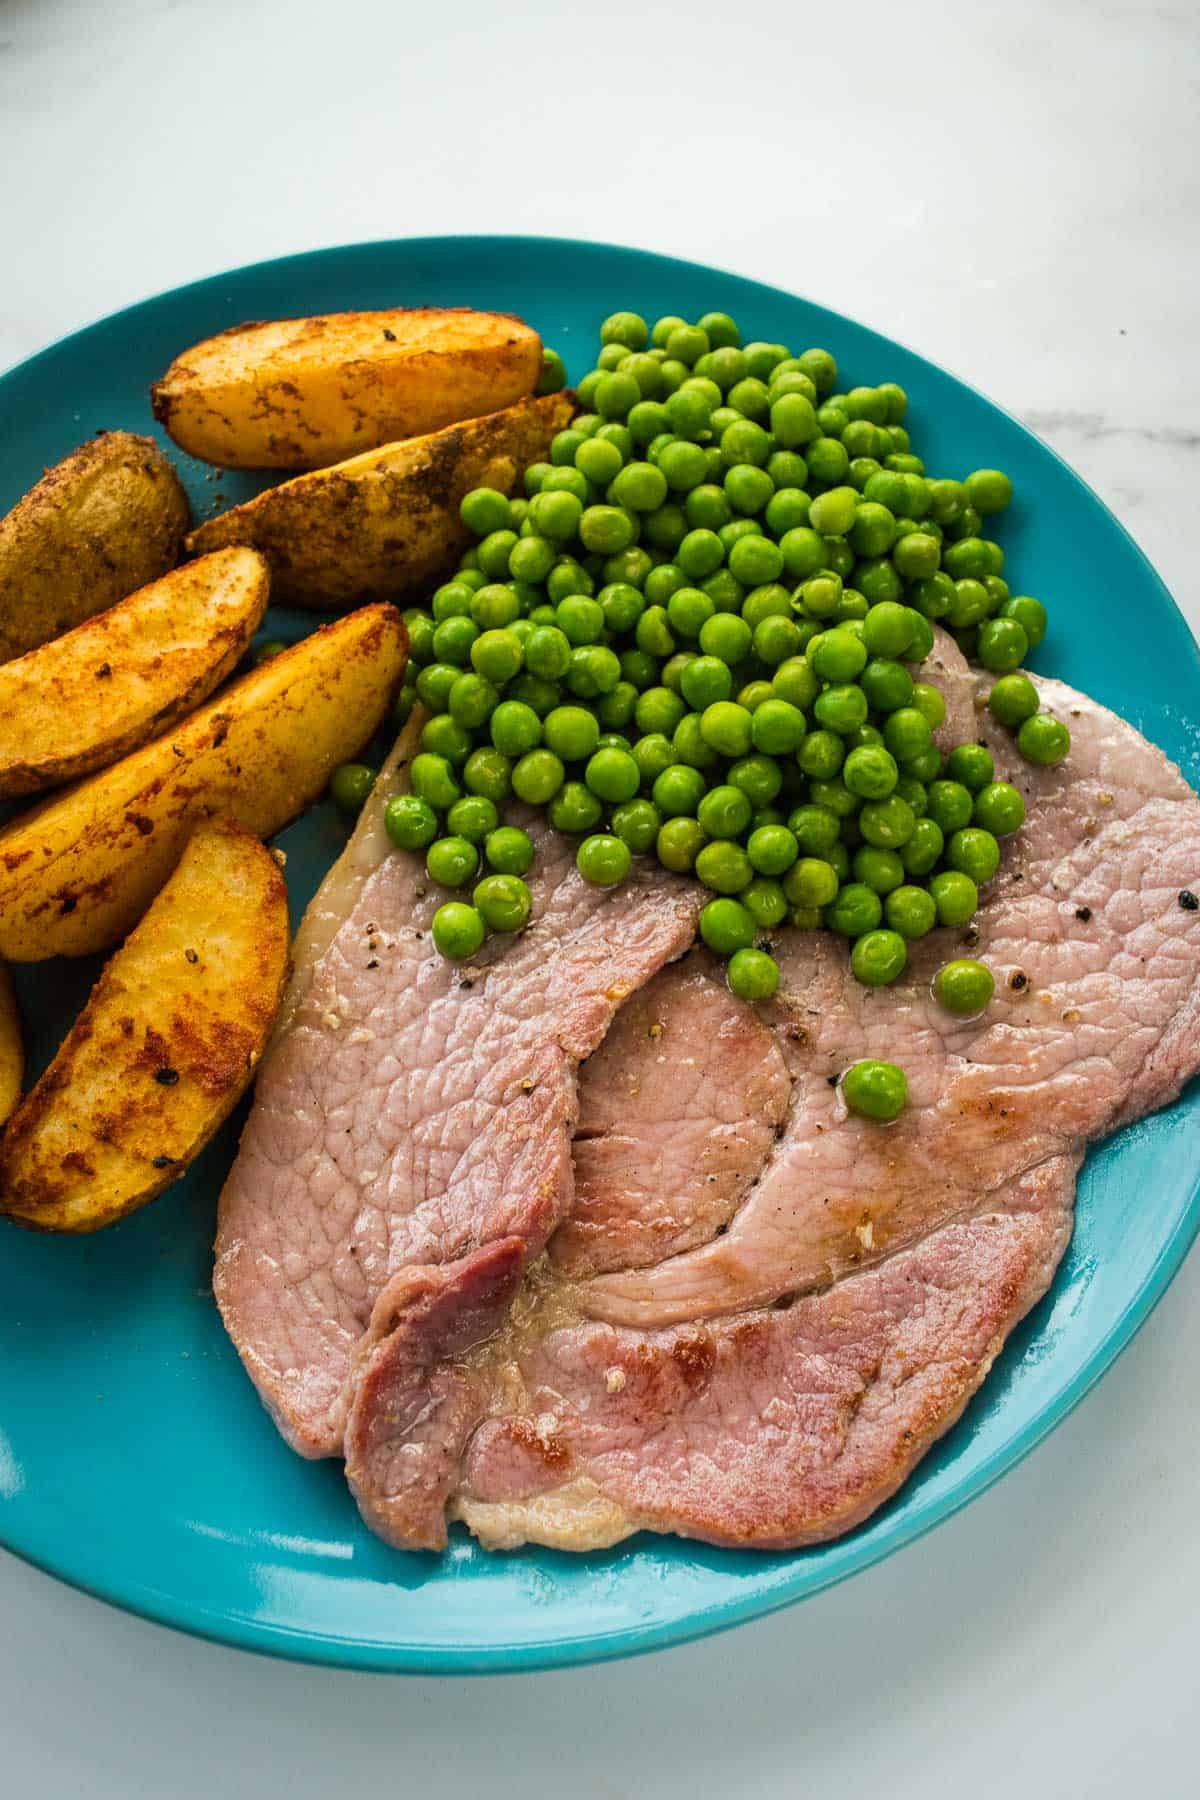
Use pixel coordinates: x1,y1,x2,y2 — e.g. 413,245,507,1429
152,308,544,471
0,603,405,962
0,819,289,1232
0,968,22,1128
0,547,269,799
188,391,574,607
0,431,190,663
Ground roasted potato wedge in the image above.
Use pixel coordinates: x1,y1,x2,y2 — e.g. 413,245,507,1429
0,547,269,799
152,308,544,471
188,391,574,607
0,819,289,1233
0,431,190,663
0,603,405,962
0,968,22,1128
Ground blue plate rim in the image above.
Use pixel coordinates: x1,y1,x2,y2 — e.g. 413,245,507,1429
1,232,1197,1675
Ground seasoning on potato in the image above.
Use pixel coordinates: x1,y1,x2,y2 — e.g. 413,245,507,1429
0,602,406,962
0,546,270,799
0,967,22,1128
152,307,545,471
0,430,190,663
0,819,290,1233
187,391,575,606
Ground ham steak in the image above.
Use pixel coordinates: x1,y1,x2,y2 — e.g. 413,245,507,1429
216,643,1200,1552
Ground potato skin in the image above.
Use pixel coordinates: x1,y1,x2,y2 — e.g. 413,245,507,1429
187,391,575,607
0,547,269,799
0,431,190,663
0,603,406,962
0,967,21,1128
152,307,544,471
0,820,290,1233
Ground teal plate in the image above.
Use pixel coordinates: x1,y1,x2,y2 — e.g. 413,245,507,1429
1,237,1198,1674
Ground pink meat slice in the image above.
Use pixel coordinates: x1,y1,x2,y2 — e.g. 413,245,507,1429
348,669,1200,1551
458,1156,1075,1550
214,723,698,1458
551,953,792,1277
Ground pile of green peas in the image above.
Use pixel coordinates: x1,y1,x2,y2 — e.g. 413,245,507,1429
331,311,1070,1105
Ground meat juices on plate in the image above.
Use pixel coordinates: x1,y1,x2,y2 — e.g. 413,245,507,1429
216,638,1200,1551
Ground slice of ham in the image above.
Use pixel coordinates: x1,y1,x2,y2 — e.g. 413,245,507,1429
345,664,1200,1550
214,720,698,1461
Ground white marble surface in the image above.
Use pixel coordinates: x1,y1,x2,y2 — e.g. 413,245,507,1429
1,0,1197,1794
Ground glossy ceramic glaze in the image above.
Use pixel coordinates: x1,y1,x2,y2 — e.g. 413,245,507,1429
1,237,1197,1673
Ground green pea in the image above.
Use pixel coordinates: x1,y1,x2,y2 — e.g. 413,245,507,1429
642,503,687,551
825,882,883,936
859,794,916,849
927,869,977,926
772,656,820,710
697,785,753,841
697,701,752,759
537,350,567,395
511,748,564,805
810,628,868,684
1001,594,1047,649
444,796,498,845
933,958,996,1016
1018,712,1071,766
426,834,480,890
908,682,946,734
596,681,638,731
797,729,845,780
856,557,904,606
964,468,1013,515
586,747,640,803
785,799,841,859
842,1059,907,1122
769,392,818,448
797,348,837,394
462,876,528,938
852,847,905,895
383,792,439,853
978,616,1029,673
410,752,461,810
656,816,707,872
653,763,707,818
507,673,560,717
727,947,779,1001
481,826,532,876
988,673,1039,728
566,644,621,698
813,684,869,734
486,700,540,758
843,744,899,800
421,714,474,766
927,779,974,834
662,652,697,694
973,781,1025,836
632,732,676,788
695,840,753,894
883,884,937,940
851,928,908,987
741,877,789,928
547,781,603,835
460,487,512,537
947,826,1001,883
900,815,944,875
609,798,661,855
542,704,600,762
696,312,741,350
857,658,911,714
431,901,485,960
742,823,796,877
946,744,995,791
463,746,512,804
726,755,782,810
